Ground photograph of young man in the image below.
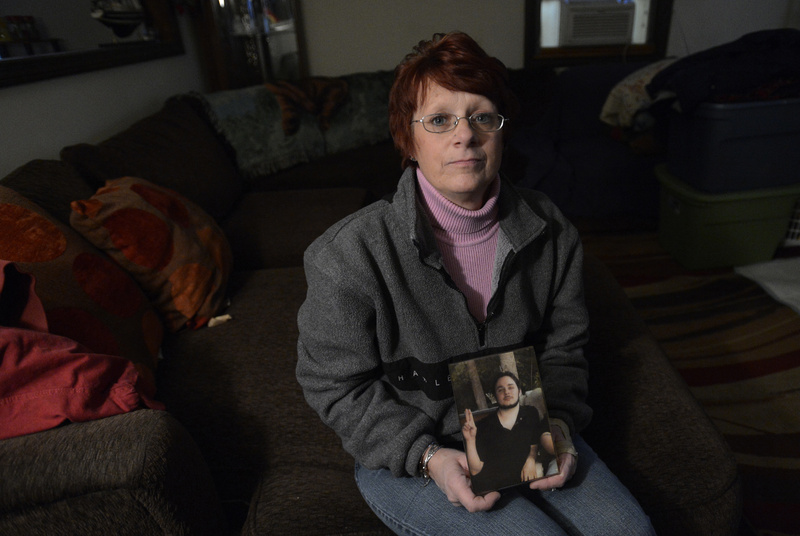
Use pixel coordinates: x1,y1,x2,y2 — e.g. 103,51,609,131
462,372,556,494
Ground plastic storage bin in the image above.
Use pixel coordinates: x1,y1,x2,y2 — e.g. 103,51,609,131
656,165,800,269
667,98,800,193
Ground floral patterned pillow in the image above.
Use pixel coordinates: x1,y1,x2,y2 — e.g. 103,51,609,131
70,177,233,332
0,185,163,374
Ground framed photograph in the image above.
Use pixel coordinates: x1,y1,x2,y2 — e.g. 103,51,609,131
449,347,559,495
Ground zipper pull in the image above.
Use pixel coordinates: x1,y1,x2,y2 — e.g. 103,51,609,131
476,312,494,347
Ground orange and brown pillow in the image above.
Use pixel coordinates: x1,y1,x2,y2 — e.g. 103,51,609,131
0,186,163,374
69,177,233,332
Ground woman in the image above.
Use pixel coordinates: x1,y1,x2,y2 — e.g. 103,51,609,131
296,32,655,535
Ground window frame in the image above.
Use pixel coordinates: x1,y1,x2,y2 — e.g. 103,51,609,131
524,0,675,68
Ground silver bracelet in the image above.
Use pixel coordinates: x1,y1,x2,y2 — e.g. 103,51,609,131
420,441,442,486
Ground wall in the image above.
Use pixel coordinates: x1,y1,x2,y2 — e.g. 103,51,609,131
300,0,800,77
0,14,207,179
299,0,526,76
667,0,799,57
2,0,799,180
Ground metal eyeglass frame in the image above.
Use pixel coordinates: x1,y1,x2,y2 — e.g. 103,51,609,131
410,112,508,133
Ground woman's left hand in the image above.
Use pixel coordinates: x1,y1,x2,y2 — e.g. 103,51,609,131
527,423,577,491
527,452,576,491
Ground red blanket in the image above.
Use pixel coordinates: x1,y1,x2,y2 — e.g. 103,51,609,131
0,260,164,440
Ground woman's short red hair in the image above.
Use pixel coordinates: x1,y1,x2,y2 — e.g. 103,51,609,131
389,32,519,169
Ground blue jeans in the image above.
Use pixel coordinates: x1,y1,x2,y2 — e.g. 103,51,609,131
354,435,656,536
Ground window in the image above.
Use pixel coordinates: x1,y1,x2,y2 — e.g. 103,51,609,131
525,0,674,67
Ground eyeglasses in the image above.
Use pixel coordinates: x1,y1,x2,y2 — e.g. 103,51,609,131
411,112,508,134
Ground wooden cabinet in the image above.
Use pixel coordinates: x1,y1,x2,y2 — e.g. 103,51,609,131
194,0,306,91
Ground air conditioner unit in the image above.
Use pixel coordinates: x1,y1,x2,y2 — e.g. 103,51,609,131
559,0,635,46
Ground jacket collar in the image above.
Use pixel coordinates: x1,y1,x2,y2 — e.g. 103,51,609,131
392,167,548,266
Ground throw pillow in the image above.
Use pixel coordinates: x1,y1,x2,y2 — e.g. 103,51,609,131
70,177,233,332
59,96,244,221
0,186,163,374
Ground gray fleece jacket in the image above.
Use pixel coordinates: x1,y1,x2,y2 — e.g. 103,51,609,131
296,167,591,478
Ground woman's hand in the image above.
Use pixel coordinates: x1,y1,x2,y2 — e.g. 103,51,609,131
527,424,577,491
426,447,500,512
527,452,576,490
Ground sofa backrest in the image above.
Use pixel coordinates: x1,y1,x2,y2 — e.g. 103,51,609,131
0,159,96,226
60,96,245,222
185,71,396,191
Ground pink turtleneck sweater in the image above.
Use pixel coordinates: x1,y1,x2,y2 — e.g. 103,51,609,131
416,169,501,322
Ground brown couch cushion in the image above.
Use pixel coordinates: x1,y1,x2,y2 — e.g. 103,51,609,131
157,267,389,534
0,185,163,373
581,254,742,535
0,410,227,535
249,140,402,199
70,177,233,332
223,188,370,269
60,97,243,221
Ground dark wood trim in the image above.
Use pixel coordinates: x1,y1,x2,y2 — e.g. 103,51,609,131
0,41,183,88
291,0,309,83
650,0,675,58
192,0,306,91
0,0,184,89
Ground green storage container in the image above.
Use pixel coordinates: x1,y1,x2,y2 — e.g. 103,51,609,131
656,165,800,269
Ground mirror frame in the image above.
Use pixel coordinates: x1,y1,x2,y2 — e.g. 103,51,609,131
0,1,184,89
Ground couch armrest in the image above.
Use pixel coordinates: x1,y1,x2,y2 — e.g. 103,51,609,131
581,253,742,536
0,409,226,535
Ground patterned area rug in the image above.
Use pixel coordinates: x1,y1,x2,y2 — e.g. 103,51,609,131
582,232,800,536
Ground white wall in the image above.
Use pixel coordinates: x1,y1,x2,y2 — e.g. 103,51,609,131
300,0,526,76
